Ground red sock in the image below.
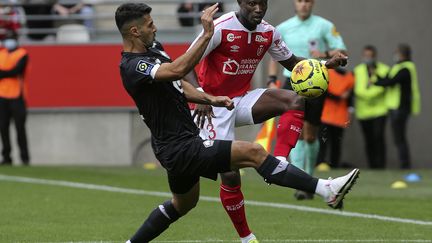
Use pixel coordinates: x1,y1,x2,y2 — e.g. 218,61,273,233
274,110,304,158
220,184,251,238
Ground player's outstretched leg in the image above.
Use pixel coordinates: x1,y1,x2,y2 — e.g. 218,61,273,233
220,171,258,243
230,141,359,209
126,182,200,243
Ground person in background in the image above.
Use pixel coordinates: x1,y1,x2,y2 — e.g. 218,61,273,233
53,0,94,29
177,1,223,27
353,45,389,169
0,1,22,41
318,68,354,168
267,0,347,200
374,44,421,169
23,0,55,41
0,32,30,165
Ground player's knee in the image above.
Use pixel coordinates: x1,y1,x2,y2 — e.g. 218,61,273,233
290,94,305,111
221,171,241,187
304,134,316,143
173,198,199,216
248,143,268,165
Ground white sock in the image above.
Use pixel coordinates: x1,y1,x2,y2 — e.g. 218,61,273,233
126,240,131,243
276,156,287,162
241,233,256,243
315,179,330,198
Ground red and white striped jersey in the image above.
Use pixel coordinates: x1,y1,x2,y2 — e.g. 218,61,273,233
189,11,292,98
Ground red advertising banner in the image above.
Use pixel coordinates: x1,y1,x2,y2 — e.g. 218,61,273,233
23,44,190,108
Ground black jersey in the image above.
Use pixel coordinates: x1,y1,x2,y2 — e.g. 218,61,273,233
119,42,199,152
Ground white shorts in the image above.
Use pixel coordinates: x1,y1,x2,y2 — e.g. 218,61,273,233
199,88,266,141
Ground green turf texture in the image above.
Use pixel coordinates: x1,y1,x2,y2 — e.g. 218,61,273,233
0,166,431,242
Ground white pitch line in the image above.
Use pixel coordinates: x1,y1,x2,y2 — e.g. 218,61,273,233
1,174,432,226
37,240,432,243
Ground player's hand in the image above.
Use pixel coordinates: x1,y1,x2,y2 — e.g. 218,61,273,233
324,52,348,68
211,96,234,110
193,104,215,129
200,3,219,38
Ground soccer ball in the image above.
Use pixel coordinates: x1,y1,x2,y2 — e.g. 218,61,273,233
290,59,329,98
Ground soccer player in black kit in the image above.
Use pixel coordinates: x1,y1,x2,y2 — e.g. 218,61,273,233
116,3,359,243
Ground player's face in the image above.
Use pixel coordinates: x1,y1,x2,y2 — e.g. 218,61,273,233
137,14,157,48
238,0,268,29
294,0,314,20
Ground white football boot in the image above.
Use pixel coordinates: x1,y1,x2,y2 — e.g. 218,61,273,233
324,168,360,209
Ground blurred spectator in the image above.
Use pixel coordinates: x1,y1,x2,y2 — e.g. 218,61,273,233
0,32,30,166
52,0,94,29
374,44,421,169
0,1,22,40
23,0,56,41
318,68,354,168
353,45,390,169
177,1,223,27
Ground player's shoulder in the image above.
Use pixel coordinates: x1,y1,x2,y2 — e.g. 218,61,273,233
213,11,236,29
311,15,334,27
276,16,297,30
257,19,276,32
120,52,157,79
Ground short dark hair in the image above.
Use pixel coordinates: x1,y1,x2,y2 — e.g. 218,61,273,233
398,43,411,60
115,3,152,33
363,44,377,57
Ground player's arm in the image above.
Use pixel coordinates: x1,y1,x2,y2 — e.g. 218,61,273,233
152,3,219,82
182,80,234,128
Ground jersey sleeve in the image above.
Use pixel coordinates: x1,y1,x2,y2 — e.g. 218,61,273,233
268,29,293,62
323,22,346,51
124,57,161,84
187,26,222,60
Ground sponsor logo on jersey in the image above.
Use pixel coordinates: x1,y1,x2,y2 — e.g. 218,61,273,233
255,34,268,43
257,45,265,56
230,45,240,52
223,58,261,75
227,33,241,42
136,60,154,76
203,140,214,148
222,59,240,75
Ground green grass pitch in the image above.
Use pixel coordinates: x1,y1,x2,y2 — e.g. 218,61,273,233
0,166,431,242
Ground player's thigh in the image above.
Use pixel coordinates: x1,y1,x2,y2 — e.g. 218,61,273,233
199,105,237,141
251,88,304,124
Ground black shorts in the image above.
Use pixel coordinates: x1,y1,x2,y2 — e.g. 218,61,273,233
284,78,325,126
155,137,232,194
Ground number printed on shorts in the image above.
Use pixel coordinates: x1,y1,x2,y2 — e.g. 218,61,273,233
206,123,216,140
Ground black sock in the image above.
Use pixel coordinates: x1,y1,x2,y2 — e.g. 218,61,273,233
256,155,318,193
130,200,180,243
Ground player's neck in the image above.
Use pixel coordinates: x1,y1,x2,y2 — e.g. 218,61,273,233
235,12,257,31
123,39,148,53
297,14,312,21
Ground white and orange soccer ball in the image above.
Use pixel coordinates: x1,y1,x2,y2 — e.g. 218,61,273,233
290,59,329,98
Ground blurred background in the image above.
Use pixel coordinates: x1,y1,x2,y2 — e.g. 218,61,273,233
0,0,431,168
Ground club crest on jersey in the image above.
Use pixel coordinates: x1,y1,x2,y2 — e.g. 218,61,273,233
227,33,241,42
136,60,154,76
255,35,268,43
257,45,265,56
222,59,239,75
203,140,214,148
230,45,240,52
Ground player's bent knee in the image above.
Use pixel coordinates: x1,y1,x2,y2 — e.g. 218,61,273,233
220,171,241,187
248,143,268,165
290,94,305,111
